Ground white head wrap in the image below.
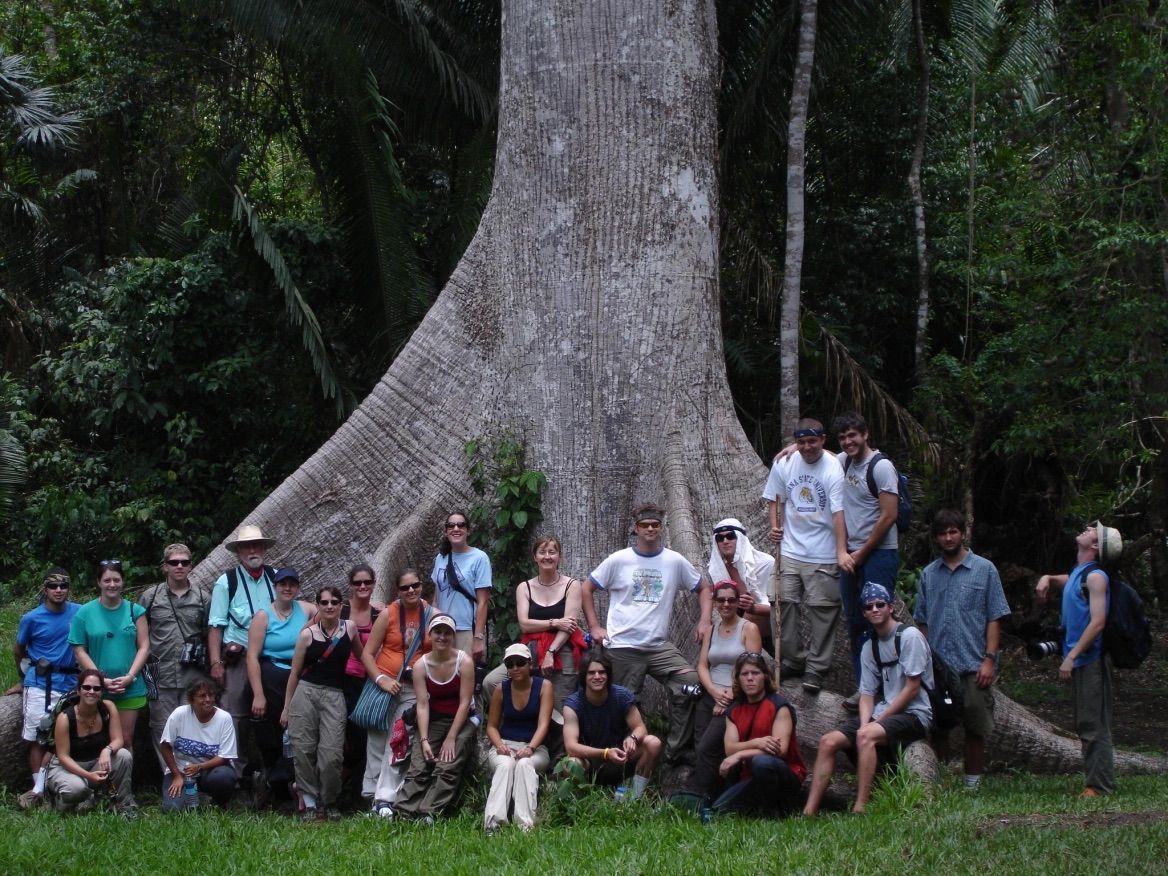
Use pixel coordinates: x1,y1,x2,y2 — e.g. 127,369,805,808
707,517,772,606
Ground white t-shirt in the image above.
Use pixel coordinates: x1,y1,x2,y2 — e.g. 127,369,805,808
761,451,844,563
589,547,702,648
161,704,238,775
837,450,899,551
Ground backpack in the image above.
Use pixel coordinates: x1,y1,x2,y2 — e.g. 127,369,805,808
35,687,82,749
870,623,962,733
224,565,277,631
845,451,912,533
1081,563,1152,669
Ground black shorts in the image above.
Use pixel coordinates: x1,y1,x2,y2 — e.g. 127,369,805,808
837,712,928,751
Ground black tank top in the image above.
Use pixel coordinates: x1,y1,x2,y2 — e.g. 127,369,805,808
66,704,111,761
301,624,354,688
526,580,571,621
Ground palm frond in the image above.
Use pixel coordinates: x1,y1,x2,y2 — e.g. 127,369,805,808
805,311,940,466
231,184,352,415
0,430,28,526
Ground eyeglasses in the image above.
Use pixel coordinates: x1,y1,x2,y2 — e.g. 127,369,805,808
444,521,468,531
714,596,738,605
714,532,737,543
318,599,341,607
351,579,374,587
165,559,192,567
863,601,889,612
636,521,662,530
398,582,422,592
99,559,122,571
45,583,70,590
504,659,529,669
79,684,102,692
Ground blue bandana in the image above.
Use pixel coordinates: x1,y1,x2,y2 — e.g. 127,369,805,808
860,582,892,606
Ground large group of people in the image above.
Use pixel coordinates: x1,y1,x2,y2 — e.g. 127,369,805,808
10,411,1127,824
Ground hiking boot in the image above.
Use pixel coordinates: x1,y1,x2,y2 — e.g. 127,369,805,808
842,692,860,712
117,802,140,822
1079,787,1102,799
301,806,321,823
17,790,43,811
802,675,822,695
419,814,436,827
325,807,343,822
780,662,805,678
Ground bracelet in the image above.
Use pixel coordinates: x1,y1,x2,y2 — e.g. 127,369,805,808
602,748,609,762
212,660,225,667
374,674,388,685
473,634,485,640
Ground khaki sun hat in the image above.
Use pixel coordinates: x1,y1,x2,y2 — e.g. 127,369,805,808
1094,521,1123,564
226,524,276,551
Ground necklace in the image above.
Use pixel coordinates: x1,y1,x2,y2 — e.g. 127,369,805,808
319,619,341,639
270,601,293,620
536,573,561,587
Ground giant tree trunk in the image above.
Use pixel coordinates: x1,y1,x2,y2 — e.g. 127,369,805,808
3,0,1165,792
908,0,931,379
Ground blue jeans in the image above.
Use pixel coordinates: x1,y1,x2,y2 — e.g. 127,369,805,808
712,754,801,814
840,549,899,685
160,764,236,812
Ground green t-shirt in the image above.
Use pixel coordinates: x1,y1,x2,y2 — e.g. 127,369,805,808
69,599,147,702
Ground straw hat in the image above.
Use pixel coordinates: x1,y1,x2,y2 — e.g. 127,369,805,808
225,524,276,551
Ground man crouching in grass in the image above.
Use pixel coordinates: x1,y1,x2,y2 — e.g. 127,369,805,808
560,647,662,801
803,583,933,815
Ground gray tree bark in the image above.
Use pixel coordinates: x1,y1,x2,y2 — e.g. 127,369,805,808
778,0,818,437
909,0,932,378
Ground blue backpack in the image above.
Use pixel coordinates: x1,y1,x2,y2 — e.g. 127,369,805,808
844,451,912,533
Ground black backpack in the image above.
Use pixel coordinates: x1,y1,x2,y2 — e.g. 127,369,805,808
1081,563,1152,669
844,451,912,533
870,623,962,733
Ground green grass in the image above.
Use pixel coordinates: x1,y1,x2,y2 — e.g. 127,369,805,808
1,774,1166,875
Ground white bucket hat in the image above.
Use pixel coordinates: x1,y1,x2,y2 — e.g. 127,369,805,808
225,524,276,551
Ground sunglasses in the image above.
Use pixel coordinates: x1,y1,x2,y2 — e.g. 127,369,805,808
504,659,529,669
863,601,889,612
351,579,374,587
444,521,469,531
165,558,192,567
79,684,103,692
398,582,422,592
99,559,122,571
318,599,341,607
636,521,662,530
714,596,738,605
45,583,70,590
714,532,737,543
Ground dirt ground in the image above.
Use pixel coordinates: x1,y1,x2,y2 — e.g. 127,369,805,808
997,624,1168,756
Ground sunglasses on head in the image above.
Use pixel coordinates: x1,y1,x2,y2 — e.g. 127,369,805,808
165,558,191,567
714,532,737,543
863,601,889,611
99,559,122,571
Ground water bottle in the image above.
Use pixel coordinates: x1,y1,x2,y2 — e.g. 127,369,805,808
614,785,626,801
182,773,198,803
282,730,293,760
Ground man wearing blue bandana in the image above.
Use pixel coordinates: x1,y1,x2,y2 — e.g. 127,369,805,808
803,582,933,816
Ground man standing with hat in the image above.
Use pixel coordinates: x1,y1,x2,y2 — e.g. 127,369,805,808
14,567,80,809
1036,521,1122,797
208,524,278,774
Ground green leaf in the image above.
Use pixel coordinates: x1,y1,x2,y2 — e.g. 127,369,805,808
512,509,528,529
495,509,510,528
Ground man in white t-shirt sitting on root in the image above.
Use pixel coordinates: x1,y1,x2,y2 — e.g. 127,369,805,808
582,503,711,765
762,418,849,694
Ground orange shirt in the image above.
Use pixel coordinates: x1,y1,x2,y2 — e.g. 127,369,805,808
374,600,431,677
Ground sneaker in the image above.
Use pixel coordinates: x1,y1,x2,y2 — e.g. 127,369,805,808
419,814,435,827
371,800,394,819
117,802,140,822
484,821,500,835
325,807,343,822
802,676,822,695
17,790,43,811
301,806,320,823
842,692,860,712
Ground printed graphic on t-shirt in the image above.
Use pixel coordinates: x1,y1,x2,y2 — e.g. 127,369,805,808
175,735,220,760
791,475,828,514
404,624,418,647
631,568,664,604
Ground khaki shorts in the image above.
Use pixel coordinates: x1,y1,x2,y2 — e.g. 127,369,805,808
960,674,995,738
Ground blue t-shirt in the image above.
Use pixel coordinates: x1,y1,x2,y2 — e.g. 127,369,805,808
564,683,638,748
430,547,493,632
18,601,81,691
1062,562,1109,668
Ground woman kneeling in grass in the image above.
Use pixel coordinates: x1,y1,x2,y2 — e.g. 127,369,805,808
713,651,805,816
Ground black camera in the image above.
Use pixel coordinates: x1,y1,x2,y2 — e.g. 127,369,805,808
401,665,413,683
1025,628,1065,661
679,682,704,698
180,638,208,670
